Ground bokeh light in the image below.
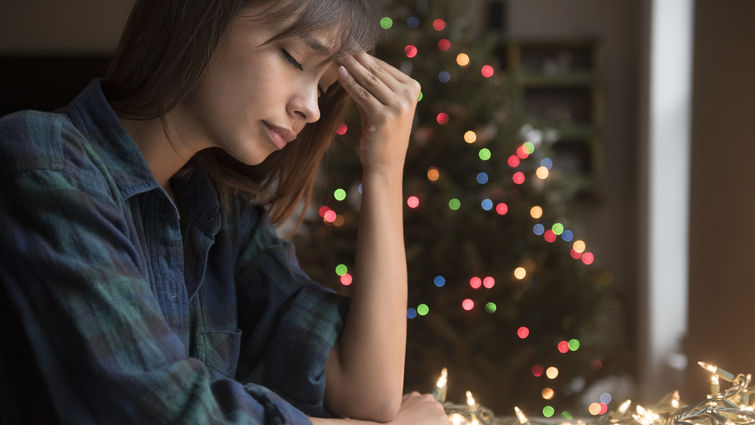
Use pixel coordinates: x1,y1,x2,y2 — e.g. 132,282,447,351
380,17,393,29
600,393,612,404
324,210,337,223
407,308,417,319
546,367,559,379
523,141,535,153
517,326,530,339
478,148,492,161
404,45,418,58
456,53,470,67
436,112,450,125
334,188,346,201
532,364,544,377
582,252,595,265
417,304,430,316
335,264,348,276
407,196,420,209
570,249,583,260
543,406,555,418
448,198,461,210
437,39,451,51
485,302,497,313
481,198,493,211
418,92,423,102
530,206,543,219
573,240,586,253
569,339,581,351
536,166,550,180
319,206,331,217
544,230,557,243
481,65,495,78
508,155,521,168
557,341,570,353
516,145,530,159
496,202,509,215
541,158,553,169
340,273,353,286
434,275,446,287
406,16,419,28
514,267,527,280
432,18,446,31
483,276,495,289
469,276,482,289
333,215,344,227
461,298,475,311
438,71,451,83
562,230,574,242
476,172,489,184
533,223,545,235
427,166,440,181
542,388,555,400
464,130,477,143
513,171,525,184
552,223,564,235
588,403,602,416
336,123,348,135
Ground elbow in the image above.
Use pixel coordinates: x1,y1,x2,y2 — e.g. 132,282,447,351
359,396,402,423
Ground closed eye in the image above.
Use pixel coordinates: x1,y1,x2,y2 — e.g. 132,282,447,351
282,48,325,98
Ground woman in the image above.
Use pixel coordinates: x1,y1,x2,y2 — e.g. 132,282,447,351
0,0,448,424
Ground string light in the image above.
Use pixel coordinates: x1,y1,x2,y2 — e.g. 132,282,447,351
437,112,450,125
432,18,446,31
514,267,527,280
464,130,477,143
530,206,543,219
407,196,420,208
439,71,451,83
427,166,440,181
404,44,418,58
481,65,495,78
513,171,526,184
456,53,471,67
496,203,508,215
379,17,393,29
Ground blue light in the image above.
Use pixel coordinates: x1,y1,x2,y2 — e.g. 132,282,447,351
562,230,574,242
358,184,362,194
407,308,418,319
434,275,446,287
600,393,612,404
540,158,553,170
476,172,489,184
481,198,494,211
438,71,451,83
533,223,545,235
407,16,419,28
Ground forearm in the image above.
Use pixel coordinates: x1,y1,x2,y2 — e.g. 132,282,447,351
326,168,407,420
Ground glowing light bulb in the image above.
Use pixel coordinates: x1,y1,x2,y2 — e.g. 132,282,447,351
456,53,470,67
671,391,680,408
450,414,465,425
698,361,736,382
464,130,477,143
515,406,529,424
618,400,632,415
466,391,477,407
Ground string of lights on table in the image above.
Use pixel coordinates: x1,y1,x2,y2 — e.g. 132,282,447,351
429,362,755,425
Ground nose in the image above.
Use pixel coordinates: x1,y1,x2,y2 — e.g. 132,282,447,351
288,84,321,124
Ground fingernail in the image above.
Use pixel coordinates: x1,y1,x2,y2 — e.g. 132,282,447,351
338,65,349,78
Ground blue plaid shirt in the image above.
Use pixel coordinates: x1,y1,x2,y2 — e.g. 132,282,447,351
0,80,348,424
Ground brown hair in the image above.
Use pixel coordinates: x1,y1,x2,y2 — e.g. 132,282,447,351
103,0,378,231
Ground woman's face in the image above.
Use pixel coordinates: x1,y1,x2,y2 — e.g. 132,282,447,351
180,6,341,165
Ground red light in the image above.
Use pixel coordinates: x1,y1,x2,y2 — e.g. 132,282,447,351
462,298,475,311
557,341,569,353
513,172,525,184
437,39,451,51
591,360,603,370
340,273,353,286
324,210,337,223
496,203,509,215
318,206,331,217
517,326,530,339
483,276,495,289
407,196,420,209
599,403,608,415
336,123,348,135
436,112,450,125
516,145,529,159
582,252,595,265
544,230,557,243
432,19,446,31
508,155,521,168
481,65,495,78
531,364,544,377
404,44,418,58
469,276,482,289
570,249,582,260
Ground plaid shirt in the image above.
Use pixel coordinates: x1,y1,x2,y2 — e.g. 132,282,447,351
0,80,348,424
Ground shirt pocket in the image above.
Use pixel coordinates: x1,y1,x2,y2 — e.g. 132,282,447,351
196,329,242,380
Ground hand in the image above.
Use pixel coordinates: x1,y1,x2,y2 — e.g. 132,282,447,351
391,392,450,425
337,51,421,175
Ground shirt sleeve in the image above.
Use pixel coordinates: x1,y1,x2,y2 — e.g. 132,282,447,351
0,167,313,425
234,206,350,418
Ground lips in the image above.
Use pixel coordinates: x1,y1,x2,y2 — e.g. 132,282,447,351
262,121,297,150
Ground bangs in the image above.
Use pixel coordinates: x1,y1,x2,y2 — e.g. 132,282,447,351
243,0,379,57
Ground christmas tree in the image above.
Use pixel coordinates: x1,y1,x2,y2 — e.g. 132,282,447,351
293,0,624,417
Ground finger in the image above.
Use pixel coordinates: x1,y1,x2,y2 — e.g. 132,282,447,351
366,52,414,84
353,51,403,91
355,52,422,100
338,55,394,105
336,65,382,112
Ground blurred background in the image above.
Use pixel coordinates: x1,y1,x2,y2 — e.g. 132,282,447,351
1,0,753,418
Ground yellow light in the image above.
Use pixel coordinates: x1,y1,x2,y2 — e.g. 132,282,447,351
514,406,529,424
671,391,680,408
464,130,478,144
456,53,471,67
573,240,586,254
546,366,559,379
588,403,602,416
334,215,345,227
449,414,465,425
466,390,477,407
618,400,632,414
530,206,543,219
536,166,550,180
514,267,527,280
541,388,555,400
427,167,440,182
436,368,448,388
471,419,480,425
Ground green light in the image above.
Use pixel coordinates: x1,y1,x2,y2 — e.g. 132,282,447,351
418,92,423,102
543,406,555,418
417,304,429,316
448,198,461,210
485,302,497,313
335,264,348,276
379,17,393,29
334,188,347,201
478,148,492,161
552,223,564,235
568,338,580,351
561,411,573,420
524,141,535,154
